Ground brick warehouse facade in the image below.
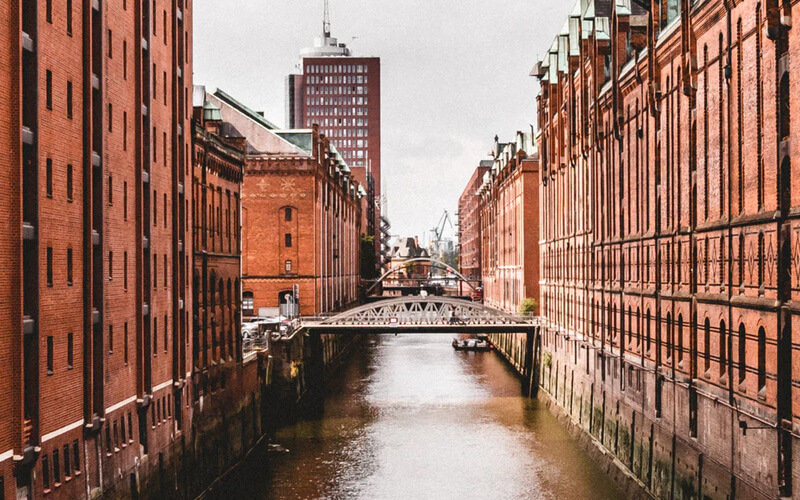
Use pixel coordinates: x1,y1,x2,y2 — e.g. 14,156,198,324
0,2,265,499
534,0,800,498
457,160,491,285
207,90,363,317
476,133,541,314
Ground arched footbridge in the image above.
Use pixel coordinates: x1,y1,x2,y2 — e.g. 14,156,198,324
299,296,540,334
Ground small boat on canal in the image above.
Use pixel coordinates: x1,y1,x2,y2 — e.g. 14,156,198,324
452,338,491,351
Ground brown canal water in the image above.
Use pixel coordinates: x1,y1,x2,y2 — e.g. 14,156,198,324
212,334,623,499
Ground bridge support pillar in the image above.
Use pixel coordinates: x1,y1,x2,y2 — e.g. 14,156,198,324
522,327,541,398
306,330,325,396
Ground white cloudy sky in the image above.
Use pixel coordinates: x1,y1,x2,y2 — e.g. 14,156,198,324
193,0,574,241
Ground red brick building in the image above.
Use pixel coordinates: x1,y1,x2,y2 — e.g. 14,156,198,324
191,89,246,403
535,1,800,498
0,3,267,499
477,134,540,314
457,161,491,284
208,90,363,316
1,0,194,498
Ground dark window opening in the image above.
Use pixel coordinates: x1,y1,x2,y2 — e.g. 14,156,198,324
46,336,54,375
285,233,292,247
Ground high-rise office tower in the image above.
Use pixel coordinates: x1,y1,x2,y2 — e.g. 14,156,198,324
286,1,387,268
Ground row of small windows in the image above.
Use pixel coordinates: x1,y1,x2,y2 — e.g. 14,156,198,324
104,412,134,457
40,441,81,493
307,96,368,106
307,106,369,117
306,64,368,74
305,75,368,85
307,86,368,96
585,306,769,395
308,118,368,128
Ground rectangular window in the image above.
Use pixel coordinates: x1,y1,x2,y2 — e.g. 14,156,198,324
284,234,292,247
46,0,52,22
124,322,129,364
123,251,128,290
285,207,292,222
153,190,157,226
113,421,119,450
42,455,50,491
123,181,128,219
163,131,167,164
52,449,60,484
164,193,167,228
108,29,113,58
108,103,113,132
67,332,73,369
108,325,113,354
163,255,167,290
108,175,113,204
123,111,128,150
47,336,54,375
285,260,292,274
164,314,168,352
67,165,73,201
67,81,73,119
163,10,166,41
127,414,133,441
47,247,53,286
46,70,53,110
72,441,80,472
163,71,167,105
120,418,126,447
46,158,53,197
67,248,73,285
153,317,158,356
153,254,157,288
66,0,72,34
123,40,128,80
63,445,70,478
108,251,113,280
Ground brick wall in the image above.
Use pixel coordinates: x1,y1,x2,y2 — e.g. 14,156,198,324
536,1,799,497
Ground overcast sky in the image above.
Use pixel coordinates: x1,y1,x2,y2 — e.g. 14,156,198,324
194,0,574,242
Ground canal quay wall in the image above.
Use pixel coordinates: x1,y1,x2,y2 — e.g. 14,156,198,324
263,331,362,428
488,332,787,500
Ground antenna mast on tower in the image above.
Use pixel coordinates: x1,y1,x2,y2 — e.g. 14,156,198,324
323,0,331,37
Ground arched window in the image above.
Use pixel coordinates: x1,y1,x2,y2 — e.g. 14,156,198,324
228,279,233,358
757,326,766,395
677,314,684,367
665,313,673,363
757,232,765,289
704,318,711,372
738,323,747,384
636,307,641,348
738,233,745,287
219,278,225,359
719,320,727,377
210,271,217,357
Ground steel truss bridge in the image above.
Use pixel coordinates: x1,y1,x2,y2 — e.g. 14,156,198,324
299,296,540,334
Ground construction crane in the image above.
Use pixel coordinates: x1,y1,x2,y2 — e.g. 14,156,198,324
429,210,455,259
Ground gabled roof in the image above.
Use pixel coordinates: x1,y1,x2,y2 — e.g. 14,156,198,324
213,89,280,131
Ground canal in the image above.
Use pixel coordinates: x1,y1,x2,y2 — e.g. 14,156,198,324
212,334,623,499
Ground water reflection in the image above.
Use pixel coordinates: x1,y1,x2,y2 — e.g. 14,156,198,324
215,334,622,500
